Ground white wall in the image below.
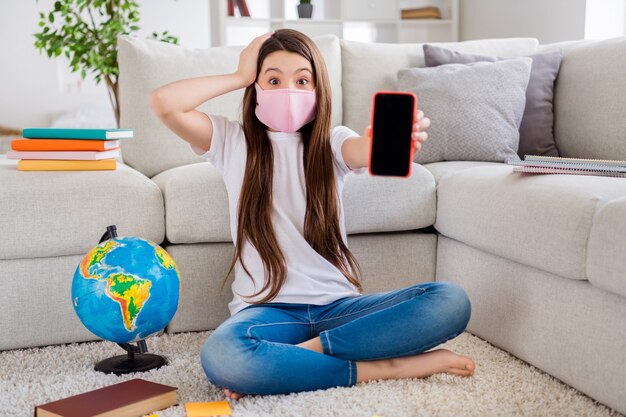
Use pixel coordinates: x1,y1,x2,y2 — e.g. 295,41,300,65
2,0,622,128
585,0,626,39
460,0,587,43
0,0,210,129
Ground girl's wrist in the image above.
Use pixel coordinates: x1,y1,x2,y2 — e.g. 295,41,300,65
233,71,254,89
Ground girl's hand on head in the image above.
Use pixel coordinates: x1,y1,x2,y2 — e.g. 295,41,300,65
412,109,431,154
236,32,274,87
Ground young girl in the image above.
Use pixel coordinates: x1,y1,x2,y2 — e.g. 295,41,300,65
151,29,475,401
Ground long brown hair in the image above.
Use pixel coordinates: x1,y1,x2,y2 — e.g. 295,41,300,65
220,29,363,304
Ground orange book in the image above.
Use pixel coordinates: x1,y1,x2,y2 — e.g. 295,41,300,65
11,139,120,151
18,159,116,171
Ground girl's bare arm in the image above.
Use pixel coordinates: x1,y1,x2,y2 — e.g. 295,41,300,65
150,74,247,153
149,32,274,153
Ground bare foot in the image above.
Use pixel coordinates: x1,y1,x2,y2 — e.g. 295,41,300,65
223,388,246,401
389,348,475,379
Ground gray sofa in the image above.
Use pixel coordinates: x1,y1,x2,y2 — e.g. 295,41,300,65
1,35,624,415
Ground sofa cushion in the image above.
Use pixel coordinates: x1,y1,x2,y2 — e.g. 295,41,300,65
343,163,436,234
0,155,165,260
152,161,231,243
341,37,539,134
435,164,626,281
118,34,344,179
587,197,626,298
423,45,563,159
397,58,532,164
550,36,626,160
153,162,436,244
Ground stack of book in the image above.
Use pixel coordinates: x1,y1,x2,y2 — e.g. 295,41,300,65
8,128,133,171
401,6,441,19
506,155,626,178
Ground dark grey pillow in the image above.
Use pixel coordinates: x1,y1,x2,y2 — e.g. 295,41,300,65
423,44,563,158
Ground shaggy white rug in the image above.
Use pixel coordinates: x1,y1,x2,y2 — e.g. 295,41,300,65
0,331,622,417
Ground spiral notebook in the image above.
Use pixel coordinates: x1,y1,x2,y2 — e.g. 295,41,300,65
506,155,626,178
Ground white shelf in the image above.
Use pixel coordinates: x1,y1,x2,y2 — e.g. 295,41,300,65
212,0,459,46
225,17,284,24
341,19,398,24
225,17,345,25
226,17,455,26
282,18,344,24
398,19,454,25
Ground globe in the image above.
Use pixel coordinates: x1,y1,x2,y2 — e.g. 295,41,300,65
72,236,181,344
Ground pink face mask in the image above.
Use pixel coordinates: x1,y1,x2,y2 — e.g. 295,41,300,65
254,83,316,133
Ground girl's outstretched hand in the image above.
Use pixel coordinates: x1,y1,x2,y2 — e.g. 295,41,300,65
236,32,274,87
412,110,431,154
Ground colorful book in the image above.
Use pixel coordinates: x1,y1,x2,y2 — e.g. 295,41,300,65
18,159,116,171
511,165,626,178
7,149,120,160
524,155,626,167
506,155,626,178
507,159,626,173
12,139,121,151
34,379,177,417
22,128,133,140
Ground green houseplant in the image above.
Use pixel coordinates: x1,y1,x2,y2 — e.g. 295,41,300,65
34,0,178,127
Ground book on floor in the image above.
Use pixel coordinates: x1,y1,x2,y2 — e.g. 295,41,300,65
34,378,177,417
11,139,121,151
22,128,133,140
7,149,120,160
18,159,116,171
506,155,626,178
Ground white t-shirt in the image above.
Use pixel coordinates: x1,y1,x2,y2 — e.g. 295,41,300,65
190,114,368,316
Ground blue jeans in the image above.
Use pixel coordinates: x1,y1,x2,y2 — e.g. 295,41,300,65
200,281,471,395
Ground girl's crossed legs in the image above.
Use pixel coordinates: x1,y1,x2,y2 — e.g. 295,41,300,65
200,281,474,399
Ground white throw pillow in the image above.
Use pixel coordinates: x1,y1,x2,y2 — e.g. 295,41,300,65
397,58,532,164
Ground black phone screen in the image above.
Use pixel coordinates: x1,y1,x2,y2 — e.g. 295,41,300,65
370,93,415,177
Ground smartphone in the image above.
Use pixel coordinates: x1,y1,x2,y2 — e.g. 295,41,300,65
368,91,417,177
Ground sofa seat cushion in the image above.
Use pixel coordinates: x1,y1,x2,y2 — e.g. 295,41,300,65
587,197,626,298
343,163,436,234
0,155,165,260
435,164,626,282
152,161,231,244
153,162,436,244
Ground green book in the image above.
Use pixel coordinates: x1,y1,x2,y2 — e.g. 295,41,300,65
22,128,133,140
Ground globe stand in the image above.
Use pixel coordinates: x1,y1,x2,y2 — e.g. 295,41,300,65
94,225,168,375
95,340,167,375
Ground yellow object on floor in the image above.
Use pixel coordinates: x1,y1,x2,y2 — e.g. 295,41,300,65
185,401,233,416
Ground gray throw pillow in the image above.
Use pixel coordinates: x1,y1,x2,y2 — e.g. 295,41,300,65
423,44,563,158
397,58,532,164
